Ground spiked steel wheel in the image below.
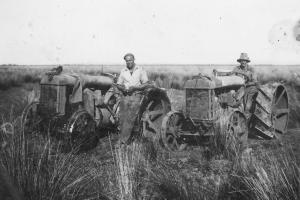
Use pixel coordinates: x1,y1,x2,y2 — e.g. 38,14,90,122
21,101,42,135
161,111,187,151
271,85,289,139
141,99,169,141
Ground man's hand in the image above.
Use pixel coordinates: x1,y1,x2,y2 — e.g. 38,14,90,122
112,82,155,96
127,86,137,94
139,82,155,90
112,83,127,95
213,69,234,76
233,71,251,82
128,82,154,94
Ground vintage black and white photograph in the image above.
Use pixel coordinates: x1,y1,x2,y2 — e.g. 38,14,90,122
0,0,299,199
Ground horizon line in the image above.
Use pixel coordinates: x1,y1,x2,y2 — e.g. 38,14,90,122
1,63,300,66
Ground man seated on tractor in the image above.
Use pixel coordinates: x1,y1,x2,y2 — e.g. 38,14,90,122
215,53,258,119
107,53,151,144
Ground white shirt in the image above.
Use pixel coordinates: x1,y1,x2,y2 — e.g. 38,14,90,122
117,65,148,89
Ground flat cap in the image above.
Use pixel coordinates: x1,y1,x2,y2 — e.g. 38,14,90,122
123,53,135,60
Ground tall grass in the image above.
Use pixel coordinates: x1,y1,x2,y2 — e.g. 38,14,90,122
113,139,213,200
115,142,146,200
225,147,300,200
112,134,300,200
0,69,42,90
0,114,115,199
0,115,299,200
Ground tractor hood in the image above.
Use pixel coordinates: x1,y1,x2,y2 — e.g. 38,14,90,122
40,73,114,88
184,74,245,89
41,73,77,86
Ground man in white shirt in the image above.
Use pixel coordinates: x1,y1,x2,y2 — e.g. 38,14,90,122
114,53,150,144
104,53,149,104
214,53,258,119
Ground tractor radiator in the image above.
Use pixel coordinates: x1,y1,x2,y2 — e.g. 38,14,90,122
39,85,66,116
186,89,212,121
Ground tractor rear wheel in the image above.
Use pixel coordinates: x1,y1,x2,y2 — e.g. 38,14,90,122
252,83,289,140
271,85,289,139
141,98,169,142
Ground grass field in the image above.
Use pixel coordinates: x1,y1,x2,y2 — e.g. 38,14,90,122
0,65,299,200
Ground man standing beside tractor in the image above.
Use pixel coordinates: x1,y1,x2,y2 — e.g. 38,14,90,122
111,53,151,144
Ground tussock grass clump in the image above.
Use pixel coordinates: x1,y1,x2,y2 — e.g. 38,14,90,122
141,143,299,200
208,110,245,161
225,147,300,200
205,114,300,200
115,142,147,200
0,117,112,200
113,139,225,200
142,162,220,200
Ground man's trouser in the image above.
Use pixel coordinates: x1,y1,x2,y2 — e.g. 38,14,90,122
119,93,143,144
243,85,258,119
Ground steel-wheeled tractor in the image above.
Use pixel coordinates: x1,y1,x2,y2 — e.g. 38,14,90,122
21,68,171,150
160,72,289,151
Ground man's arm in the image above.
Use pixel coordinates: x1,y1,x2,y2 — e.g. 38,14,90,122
213,69,234,76
232,67,253,82
112,83,126,92
104,73,125,104
111,72,128,95
127,69,153,93
233,70,250,78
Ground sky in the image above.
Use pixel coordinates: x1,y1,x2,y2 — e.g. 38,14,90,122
0,0,300,65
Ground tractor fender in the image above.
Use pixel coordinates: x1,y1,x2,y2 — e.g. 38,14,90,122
139,87,171,115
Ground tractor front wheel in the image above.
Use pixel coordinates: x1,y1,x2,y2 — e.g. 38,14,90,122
161,111,187,151
66,110,97,152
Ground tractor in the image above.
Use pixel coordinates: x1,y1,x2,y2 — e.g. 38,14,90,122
159,71,289,151
21,67,171,150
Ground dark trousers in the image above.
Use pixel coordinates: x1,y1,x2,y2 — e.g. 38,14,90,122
119,93,143,144
243,85,258,118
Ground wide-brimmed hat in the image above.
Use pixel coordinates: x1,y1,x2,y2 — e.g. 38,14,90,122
237,53,250,63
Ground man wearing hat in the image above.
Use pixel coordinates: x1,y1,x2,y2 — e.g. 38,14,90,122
213,53,257,118
112,53,150,144
232,53,256,84
233,53,258,118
